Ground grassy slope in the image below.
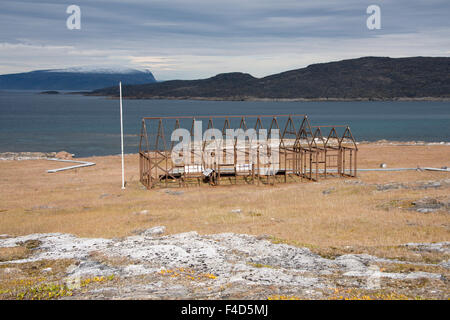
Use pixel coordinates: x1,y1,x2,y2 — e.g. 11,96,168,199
0,144,448,254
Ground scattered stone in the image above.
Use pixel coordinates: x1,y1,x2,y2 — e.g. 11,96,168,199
403,242,450,254
131,229,146,235
439,260,450,269
32,205,56,210
375,180,450,192
416,208,436,213
164,190,184,196
99,193,111,199
409,197,449,213
0,152,57,160
139,226,166,237
322,187,336,195
42,267,53,273
55,151,74,160
230,209,242,214
380,163,387,168
376,183,404,191
344,180,366,186
418,181,442,189
256,234,271,240
132,210,150,216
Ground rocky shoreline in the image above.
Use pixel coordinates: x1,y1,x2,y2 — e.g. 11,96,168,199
0,151,74,161
357,140,450,146
1,141,449,161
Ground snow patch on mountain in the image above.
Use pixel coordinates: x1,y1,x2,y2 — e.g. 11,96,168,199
48,66,150,74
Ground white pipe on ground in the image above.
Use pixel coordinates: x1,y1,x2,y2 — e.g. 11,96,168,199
305,167,449,173
422,167,450,172
47,158,95,173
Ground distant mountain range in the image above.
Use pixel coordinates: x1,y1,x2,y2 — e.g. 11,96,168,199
0,67,156,90
89,57,450,100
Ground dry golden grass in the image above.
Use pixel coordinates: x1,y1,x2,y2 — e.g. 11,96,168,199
267,236,450,264
0,144,449,257
375,262,450,275
0,259,75,278
0,246,30,262
357,144,450,183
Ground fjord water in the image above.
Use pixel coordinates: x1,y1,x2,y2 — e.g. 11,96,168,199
0,91,449,157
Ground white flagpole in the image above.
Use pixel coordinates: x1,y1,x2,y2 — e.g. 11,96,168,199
120,81,125,189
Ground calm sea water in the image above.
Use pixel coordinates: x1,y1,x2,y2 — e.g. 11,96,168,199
0,91,449,157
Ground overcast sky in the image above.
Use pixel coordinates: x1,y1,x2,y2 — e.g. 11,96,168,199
0,0,449,80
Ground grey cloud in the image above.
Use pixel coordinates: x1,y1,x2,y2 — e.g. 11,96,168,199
0,0,449,79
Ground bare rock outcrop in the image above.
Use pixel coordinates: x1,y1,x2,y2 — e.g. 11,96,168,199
1,230,448,299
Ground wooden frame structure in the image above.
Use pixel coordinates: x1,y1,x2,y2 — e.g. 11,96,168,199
139,115,357,188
